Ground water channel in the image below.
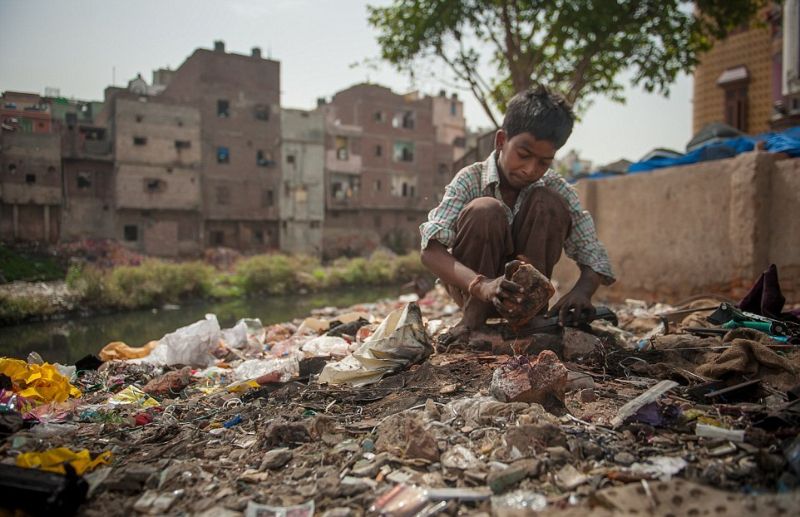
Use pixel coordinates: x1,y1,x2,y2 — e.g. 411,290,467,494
0,285,402,364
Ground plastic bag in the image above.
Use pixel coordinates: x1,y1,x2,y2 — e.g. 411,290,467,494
98,341,158,361
319,302,432,386
107,385,160,408
301,336,350,357
141,314,221,367
16,447,112,475
0,359,81,405
233,357,299,382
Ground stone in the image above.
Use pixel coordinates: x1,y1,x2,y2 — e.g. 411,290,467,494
259,448,292,470
487,459,540,494
142,366,194,396
614,452,636,466
579,388,597,403
490,351,568,414
375,413,439,462
555,464,589,490
566,370,595,392
562,328,601,361
262,420,310,447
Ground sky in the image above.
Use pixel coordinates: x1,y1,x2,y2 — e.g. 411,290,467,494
0,0,693,166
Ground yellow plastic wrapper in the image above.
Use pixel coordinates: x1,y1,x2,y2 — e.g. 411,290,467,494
16,447,112,475
99,340,158,362
0,358,81,405
107,385,160,408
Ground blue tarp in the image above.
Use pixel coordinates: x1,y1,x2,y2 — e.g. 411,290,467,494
575,125,800,181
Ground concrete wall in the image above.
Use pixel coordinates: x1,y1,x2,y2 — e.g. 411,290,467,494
552,151,800,304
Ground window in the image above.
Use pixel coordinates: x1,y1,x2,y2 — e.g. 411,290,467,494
262,189,274,207
216,186,230,205
438,163,448,175
393,141,414,162
335,136,349,160
400,183,416,198
175,140,191,150
254,104,269,121
211,231,224,246
47,166,56,174
25,174,36,184
374,111,384,122
77,172,92,189
133,136,147,146
124,225,138,242
8,164,16,173
287,154,295,164
310,221,321,229
375,179,381,191
450,101,457,116
453,136,466,148
257,150,273,167
144,178,166,193
724,86,749,132
217,99,230,118
217,146,230,164
136,114,143,123
392,111,415,129
253,230,264,244
374,215,382,228
375,144,382,157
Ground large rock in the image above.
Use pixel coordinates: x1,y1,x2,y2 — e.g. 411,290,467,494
490,351,568,414
562,328,601,361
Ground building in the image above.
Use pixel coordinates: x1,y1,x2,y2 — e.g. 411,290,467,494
320,83,465,257
280,108,324,255
0,92,62,243
49,97,115,241
159,41,283,251
693,2,800,135
104,88,203,256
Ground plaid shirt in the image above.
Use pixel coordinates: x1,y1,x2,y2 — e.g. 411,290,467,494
420,151,615,284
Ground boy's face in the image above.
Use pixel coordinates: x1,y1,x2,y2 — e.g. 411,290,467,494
495,130,556,190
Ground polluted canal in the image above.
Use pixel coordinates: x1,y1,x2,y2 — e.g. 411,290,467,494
1,270,800,516
0,286,401,364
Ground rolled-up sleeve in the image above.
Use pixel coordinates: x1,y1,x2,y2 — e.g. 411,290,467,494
419,181,468,251
544,173,616,285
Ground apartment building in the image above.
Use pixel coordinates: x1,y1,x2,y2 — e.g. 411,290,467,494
280,108,324,255
0,92,62,242
320,84,465,257
159,41,282,251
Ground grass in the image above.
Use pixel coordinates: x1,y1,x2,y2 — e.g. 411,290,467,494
31,250,430,324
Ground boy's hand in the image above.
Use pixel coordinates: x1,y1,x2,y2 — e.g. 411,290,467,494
471,276,527,315
546,286,596,326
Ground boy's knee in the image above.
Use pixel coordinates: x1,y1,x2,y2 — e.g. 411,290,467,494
457,197,507,232
527,187,570,220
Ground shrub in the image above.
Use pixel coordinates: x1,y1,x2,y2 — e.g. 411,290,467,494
237,254,297,295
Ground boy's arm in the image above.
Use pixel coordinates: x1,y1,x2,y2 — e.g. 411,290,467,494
421,240,525,308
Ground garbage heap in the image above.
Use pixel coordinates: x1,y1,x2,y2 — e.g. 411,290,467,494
1,282,800,516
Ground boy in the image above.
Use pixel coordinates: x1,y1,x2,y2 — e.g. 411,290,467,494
420,86,615,342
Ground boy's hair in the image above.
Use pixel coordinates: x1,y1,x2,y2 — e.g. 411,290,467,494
502,85,574,149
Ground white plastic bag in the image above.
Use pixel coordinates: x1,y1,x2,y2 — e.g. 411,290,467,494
301,336,350,357
141,314,221,367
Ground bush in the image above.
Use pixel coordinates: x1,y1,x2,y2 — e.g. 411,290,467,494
0,292,57,324
237,254,297,295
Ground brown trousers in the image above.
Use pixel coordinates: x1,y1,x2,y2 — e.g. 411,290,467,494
447,187,572,318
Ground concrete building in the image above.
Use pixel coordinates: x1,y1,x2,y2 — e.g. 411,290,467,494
50,97,115,241
159,41,282,251
693,2,800,135
280,108,324,255
105,88,203,256
0,92,62,243
320,83,465,257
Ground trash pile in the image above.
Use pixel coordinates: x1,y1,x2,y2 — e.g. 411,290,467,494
1,265,800,516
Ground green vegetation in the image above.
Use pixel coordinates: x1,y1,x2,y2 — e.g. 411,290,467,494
0,245,65,282
7,250,427,324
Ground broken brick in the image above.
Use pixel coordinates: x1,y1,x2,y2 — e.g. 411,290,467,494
490,350,568,414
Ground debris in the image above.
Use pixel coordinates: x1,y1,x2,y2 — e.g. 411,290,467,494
260,448,293,470
629,456,688,480
695,423,745,442
487,459,540,493
611,380,678,427
98,341,157,362
0,463,88,515
0,358,81,405
319,302,432,386
562,327,601,360
142,366,194,396
491,490,547,515
490,351,568,413
16,447,112,475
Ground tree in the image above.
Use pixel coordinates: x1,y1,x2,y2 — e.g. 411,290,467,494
368,0,765,126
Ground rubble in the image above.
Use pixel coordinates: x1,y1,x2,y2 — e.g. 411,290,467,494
1,278,799,516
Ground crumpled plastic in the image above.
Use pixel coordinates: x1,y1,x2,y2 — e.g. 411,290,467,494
107,385,160,408
0,359,81,405
16,447,112,475
140,314,221,367
99,340,158,362
301,336,350,357
221,318,265,349
319,302,432,386
233,357,299,382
